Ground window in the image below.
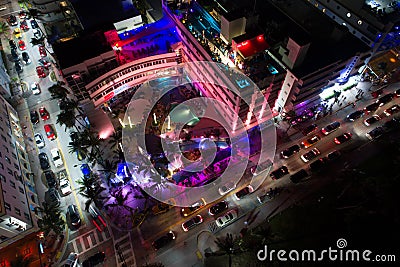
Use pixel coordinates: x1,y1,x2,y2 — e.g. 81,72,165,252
7,168,12,175
5,156,11,164
19,186,24,193
1,134,6,142
15,208,21,216
10,181,16,188
24,212,30,221
0,174,5,182
4,202,11,210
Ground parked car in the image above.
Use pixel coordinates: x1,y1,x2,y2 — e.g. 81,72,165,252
257,188,282,203
327,150,341,161
19,10,30,20
270,166,289,180
181,198,206,217
395,89,400,97
39,106,49,120
13,28,22,39
376,93,395,106
384,104,400,117
9,40,17,50
216,210,237,227
38,152,50,170
152,231,175,250
290,169,309,183
39,45,47,57
51,148,63,167
11,49,19,61
22,52,31,64
30,110,39,124
300,135,321,149
15,60,23,73
30,19,39,29
334,132,352,145
67,204,81,228
182,215,203,232
302,124,318,136
36,66,46,78
310,157,329,172
44,170,56,188
60,178,72,195
364,102,380,114
218,181,236,195
18,39,26,50
34,133,45,149
346,110,364,121
364,115,380,126
321,121,340,135
7,15,18,26
300,148,320,163
20,19,29,31
80,164,91,177
366,127,384,140
44,124,56,140
31,82,40,94
39,58,51,68
234,185,254,200
45,188,60,208
382,118,400,132
208,201,228,216
280,145,301,159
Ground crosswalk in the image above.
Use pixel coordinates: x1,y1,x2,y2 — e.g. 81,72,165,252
114,234,136,267
68,227,111,254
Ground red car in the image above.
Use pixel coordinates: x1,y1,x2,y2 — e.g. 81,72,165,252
18,40,26,50
39,107,50,121
39,45,47,57
36,66,46,78
44,124,56,140
20,20,29,31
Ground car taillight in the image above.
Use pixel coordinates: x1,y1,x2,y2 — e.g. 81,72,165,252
334,139,340,144
98,215,107,227
182,224,188,232
93,220,102,232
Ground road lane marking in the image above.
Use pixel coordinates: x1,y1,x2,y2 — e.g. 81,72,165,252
57,138,86,225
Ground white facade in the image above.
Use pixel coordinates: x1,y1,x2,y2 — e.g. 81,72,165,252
0,95,39,247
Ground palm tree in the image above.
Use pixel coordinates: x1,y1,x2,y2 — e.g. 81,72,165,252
56,110,76,130
108,127,123,149
105,188,132,217
10,255,33,267
98,159,117,186
77,173,107,211
48,84,70,99
68,138,89,159
36,202,65,235
0,21,11,39
214,233,240,267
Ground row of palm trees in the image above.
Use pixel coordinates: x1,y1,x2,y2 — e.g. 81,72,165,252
36,202,65,236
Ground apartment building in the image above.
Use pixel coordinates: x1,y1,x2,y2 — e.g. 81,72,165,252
0,95,39,248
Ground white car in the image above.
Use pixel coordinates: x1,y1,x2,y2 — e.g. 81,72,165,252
59,178,72,195
31,82,41,95
216,210,238,227
34,133,45,149
50,148,63,167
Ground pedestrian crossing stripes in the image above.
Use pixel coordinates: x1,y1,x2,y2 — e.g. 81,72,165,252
114,234,136,267
68,227,111,254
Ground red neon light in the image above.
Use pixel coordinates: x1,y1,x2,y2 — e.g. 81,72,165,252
257,35,264,41
241,41,248,46
93,220,102,232
104,92,114,101
98,215,107,227
237,44,242,48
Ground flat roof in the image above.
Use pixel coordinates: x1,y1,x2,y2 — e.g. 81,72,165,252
70,0,139,31
53,31,113,69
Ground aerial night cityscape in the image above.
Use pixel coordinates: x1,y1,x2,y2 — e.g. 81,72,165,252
0,0,399,266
